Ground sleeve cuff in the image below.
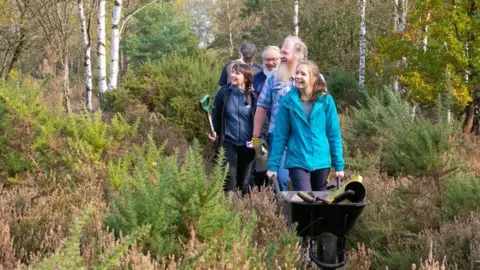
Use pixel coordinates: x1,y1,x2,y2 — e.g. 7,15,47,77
268,165,278,172
257,102,270,108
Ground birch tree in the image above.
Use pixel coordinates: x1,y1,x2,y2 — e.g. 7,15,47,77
108,0,123,90
293,0,299,36
423,12,430,52
211,0,246,57
97,0,108,94
225,0,234,57
393,0,407,93
358,0,366,89
77,0,93,111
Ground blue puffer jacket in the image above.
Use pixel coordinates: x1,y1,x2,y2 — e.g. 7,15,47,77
268,87,344,172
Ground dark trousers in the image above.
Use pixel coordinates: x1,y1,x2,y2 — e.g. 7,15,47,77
223,142,255,195
289,168,330,191
253,170,268,190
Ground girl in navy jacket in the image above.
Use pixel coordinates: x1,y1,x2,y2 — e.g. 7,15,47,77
210,63,257,195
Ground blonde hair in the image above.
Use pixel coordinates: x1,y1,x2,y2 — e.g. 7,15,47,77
297,60,327,101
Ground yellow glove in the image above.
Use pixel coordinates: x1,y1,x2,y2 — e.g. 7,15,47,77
252,137,261,147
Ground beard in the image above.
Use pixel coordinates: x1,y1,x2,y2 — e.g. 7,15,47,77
263,67,274,77
277,63,295,82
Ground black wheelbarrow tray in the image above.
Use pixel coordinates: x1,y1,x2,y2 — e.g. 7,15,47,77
276,190,368,269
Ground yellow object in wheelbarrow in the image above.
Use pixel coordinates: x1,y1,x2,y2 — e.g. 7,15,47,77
326,175,366,203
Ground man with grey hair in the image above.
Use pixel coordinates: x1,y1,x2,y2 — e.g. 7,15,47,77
218,41,263,87
253,46,281,94
252,35,307,191
251,45,281,189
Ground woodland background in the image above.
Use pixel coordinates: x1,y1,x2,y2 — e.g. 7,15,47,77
0,0,479,269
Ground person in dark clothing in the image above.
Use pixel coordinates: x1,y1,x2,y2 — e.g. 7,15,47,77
218,41,263,87
210,63,257,195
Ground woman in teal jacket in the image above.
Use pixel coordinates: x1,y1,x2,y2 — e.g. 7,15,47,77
266,60,345,191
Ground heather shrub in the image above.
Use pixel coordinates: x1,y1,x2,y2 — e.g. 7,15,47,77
346,243,372,270
419,213,480,270
33,206,150,270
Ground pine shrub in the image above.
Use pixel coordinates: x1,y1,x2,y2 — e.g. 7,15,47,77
350,87,460,179
324,68,361,112
104,51,222,142
106,141,235,258
442,173,480,220
105,141,303,267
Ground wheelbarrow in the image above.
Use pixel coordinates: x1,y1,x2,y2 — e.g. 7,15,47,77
271,176,368,269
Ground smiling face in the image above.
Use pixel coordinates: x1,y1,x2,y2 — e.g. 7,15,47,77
280,41,295,65
263,49,281,72
295,63,313,90
230,68,246,88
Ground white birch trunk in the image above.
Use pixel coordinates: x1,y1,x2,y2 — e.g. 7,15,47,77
226,0,234,57
108,0,123,90
423,12,430,52
358,0,366,89
465,42,469,83
293,0,299,36
97,0,108,94
61,54,70,113
78,0,93,111
393,0,406,93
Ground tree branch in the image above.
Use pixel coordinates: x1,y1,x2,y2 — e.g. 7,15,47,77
120,0,160,35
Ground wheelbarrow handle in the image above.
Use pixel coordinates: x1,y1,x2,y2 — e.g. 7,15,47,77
270,174,282,199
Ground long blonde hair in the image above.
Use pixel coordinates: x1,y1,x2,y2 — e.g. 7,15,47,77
297,60,327,101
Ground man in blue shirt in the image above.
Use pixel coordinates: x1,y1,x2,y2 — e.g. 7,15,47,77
253,46,281,94
252,36,308,191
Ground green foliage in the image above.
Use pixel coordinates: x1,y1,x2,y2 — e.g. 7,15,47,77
106,141,233,258
122,2,200,65
0,79,143,186
376,0,479,111
106,141,302,267
32,110,139,172
443,173,480,220
350,87,459,178
325,68,361,112
107,52,222,141
375,249,420,270
0,81,42,176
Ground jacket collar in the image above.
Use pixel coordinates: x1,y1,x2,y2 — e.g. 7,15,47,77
283,87,329,124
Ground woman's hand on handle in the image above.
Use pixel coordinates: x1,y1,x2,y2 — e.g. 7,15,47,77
335,171,345,179
207,132,217,143
266,170,277,180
